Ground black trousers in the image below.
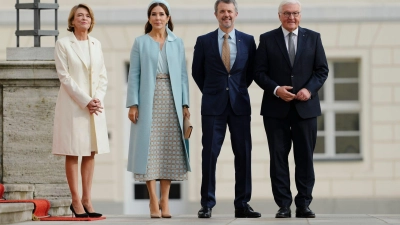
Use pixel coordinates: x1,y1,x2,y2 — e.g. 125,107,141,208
263,103,316,208
200,102,252,209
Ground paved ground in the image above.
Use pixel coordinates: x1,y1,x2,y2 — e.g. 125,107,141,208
12,214,400,225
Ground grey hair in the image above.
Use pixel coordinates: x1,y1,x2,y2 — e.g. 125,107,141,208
214,0,238,13
278,0,301,13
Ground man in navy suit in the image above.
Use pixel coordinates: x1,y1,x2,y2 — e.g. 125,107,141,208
192,0,260,219
254,0,328,219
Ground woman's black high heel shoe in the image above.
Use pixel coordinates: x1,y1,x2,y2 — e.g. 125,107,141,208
70,204,89,218
83,205,102,218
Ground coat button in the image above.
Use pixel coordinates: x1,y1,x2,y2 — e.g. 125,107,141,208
226,87,229,90
228,74,231,77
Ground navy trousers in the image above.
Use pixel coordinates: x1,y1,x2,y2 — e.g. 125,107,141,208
200,102,252,209
263,103,317,208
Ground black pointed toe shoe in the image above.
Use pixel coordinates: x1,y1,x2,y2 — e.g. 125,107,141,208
83,206,102,218
70,204,88,218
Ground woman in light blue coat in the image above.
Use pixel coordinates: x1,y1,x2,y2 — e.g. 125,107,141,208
126,0,190,218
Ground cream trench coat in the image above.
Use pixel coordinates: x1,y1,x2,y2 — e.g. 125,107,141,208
52,33,110,156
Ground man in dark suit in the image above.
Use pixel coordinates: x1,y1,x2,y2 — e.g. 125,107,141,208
254,0,329,219
192,0,260,219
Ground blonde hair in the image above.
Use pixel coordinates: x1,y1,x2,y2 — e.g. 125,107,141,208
67,4,95,33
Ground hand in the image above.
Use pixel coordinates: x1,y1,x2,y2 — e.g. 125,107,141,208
295,88,311,101
276,86,296,102
93,98,102,108
128,106,139,124
87,99,103,115
183,107,190,119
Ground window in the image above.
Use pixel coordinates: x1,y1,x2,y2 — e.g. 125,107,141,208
169,183,181,199
133,182,182,199
134,183,150,199
314,60,361,160
126,62,130,82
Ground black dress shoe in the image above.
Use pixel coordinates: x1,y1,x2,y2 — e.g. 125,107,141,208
275,207,291,218
296,206,315,218
198,207,212,218
235,204,261,218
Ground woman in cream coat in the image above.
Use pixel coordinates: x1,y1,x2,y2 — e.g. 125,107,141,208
52,4,109,218
127,0,190,218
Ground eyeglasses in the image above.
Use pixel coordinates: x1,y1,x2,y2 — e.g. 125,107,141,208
281,12,300,18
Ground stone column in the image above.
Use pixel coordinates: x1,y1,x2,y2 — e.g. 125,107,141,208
0,54,70,205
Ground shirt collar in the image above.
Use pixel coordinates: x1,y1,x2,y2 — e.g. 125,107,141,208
218,28,236,40
281,26,299,37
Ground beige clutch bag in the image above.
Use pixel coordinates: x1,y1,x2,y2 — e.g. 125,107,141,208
183,117,193,139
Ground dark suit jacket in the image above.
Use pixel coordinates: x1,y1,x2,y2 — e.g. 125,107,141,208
254,26,329,119
192,29,256,116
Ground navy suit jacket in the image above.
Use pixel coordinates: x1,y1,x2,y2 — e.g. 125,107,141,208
192,29,256,116
254,26,329,119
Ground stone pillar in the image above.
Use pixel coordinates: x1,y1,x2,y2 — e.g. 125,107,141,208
0,51,70,202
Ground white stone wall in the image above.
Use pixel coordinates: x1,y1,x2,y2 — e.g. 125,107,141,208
0,0,399,206
0,0,398,9
311,22,400,198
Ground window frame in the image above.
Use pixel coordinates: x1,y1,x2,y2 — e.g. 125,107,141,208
314,59,362,161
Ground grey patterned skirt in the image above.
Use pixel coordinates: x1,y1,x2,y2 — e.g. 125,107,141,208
134,73,188,181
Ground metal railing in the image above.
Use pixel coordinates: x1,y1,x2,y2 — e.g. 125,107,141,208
16,0,59,47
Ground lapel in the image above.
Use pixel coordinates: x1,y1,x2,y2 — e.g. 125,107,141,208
88,36,95,96
274,27,291,68
88,35,95,73
294,27,307,67
211,29,226,69
230,29,241,72
69,33,89,70
165,26,177,78
211,29,240,73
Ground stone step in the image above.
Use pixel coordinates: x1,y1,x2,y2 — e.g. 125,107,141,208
0,202,34,224
47,198,71,216
33,184,71,216
2,184,71,218
0,199,71,223
3,184,34,200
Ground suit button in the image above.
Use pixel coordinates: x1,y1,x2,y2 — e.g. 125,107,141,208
228,74,231,77
226,87,229,90
291,75,294,78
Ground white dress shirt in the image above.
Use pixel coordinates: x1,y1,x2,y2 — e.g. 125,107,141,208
218,28,237,70
273,26,299,97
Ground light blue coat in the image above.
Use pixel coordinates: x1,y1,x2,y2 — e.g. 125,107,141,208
126,29,190,174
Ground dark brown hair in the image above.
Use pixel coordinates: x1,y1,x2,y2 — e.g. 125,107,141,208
67,4,95,33
145,3,174,34
214,0,238,13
